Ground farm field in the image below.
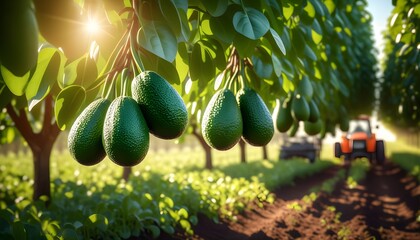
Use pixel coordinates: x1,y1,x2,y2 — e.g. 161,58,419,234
1,139,419,239
1,0,420,239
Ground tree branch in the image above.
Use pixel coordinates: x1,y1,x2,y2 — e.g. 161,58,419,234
6,103,35,146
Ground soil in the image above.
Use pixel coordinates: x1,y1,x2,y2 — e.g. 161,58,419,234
165,161,420,240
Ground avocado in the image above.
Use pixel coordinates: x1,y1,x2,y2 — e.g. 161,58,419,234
202,89,243,150
102,96,149,166
68,98,110,166
237,87,273,146
131,71,188,139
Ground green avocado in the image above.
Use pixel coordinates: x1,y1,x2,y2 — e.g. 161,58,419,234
102,96,149,167
68,99,110,166
291,94,310,121
237,88,274,146
202,89,243,150
273,98,294,132
131,71,188,139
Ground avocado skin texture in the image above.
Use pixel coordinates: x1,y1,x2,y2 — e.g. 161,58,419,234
103,96,149,167
202,89,243,150
68,99,110,166
292,95,310,121
131,71,188,139
304,119,322,136
237,88,274,146
0,0,38,76
273,99,293,133
308,100,320,123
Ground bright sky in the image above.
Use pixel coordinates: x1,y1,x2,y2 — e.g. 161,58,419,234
365,0,394,68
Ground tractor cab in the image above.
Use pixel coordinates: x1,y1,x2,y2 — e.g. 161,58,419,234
335,115,385,164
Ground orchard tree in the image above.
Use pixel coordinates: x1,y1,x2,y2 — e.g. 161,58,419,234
380,0,420,130
0,0,377,200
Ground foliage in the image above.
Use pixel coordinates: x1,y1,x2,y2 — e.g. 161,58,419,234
390,152,420,182
0,0,379,146
0,148,332,239
381,0,420,129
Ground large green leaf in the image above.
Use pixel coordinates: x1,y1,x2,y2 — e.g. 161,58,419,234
74,56,98,89
232,8,269,40
269,28,286,55
189,40,215,83
210,16,235,44
54,85,86,130
202,0,228,17
252,47,273,79
158,0,182,36
1,66,31,96
137,20,178,62
0,75,13,108
156,58,180,85
26,48,62,111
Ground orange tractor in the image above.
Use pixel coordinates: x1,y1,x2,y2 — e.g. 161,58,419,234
334,116,385,164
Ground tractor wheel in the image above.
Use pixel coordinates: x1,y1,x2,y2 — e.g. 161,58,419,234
375,140,385,165
334,142,342,158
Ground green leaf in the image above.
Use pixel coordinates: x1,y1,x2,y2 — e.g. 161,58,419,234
252,47,273,79
309,0,325,16
146,225,160,238
233,8,270,40
179,219,191,230
324,0,335,14
304,1,316,18
202,0,228,17
61,229,79,240
12,221,26,240
161,225,175,235
189,215,198,225
233,33,258,58
178,208,188,219
158,0,182,36
190,40,215,83
137,20,178,62
210,16,235,44
54,85,86,130
75,56,98,88
270,28,286,55
1,66,31,96
0,80,13,109
304,45,317,61
282,3,294,20
156,57,180,85
26,49,61,111
85,214,108,232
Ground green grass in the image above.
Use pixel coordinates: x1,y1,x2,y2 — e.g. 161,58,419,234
385,141,420,182
0,141,334,239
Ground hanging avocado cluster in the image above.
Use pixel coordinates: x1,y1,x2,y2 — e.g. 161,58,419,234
68,71,188,166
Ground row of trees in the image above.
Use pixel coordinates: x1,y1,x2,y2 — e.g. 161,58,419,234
380,0,419,130
0,0,378,200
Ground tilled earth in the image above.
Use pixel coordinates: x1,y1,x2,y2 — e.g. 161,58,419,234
169,161,420,239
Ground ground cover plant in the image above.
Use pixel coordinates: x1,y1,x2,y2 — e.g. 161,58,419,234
0,145,334,239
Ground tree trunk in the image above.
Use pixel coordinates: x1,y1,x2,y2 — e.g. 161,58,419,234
239,139,246,163
6,95,60,202
122,167,132,181
191,124,213,170
262,145,268,160
204,144,212,170
32,143,53,200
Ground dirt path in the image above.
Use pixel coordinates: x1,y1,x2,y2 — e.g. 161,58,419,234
184,162,420,240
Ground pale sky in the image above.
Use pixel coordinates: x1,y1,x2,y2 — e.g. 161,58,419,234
366,0,394,68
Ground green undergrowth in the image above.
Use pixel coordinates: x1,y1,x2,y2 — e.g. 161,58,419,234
0,145,334,239
386,141,420,182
